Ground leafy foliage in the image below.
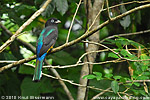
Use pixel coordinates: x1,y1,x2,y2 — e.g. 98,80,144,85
1,0,150,99
111,81,119,94
83,72,103,81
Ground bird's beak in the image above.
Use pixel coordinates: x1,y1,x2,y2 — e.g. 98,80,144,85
55,20,61,24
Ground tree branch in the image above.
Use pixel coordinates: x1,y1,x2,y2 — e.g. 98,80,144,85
0,22,74,100
0,55,36,72
82,40,150,62
66,0,82,43
1,3,150,72
0,59,126,69
44,60,74,100
0,22,36,53
106,0,112,20
77,0,104,99
43,72,150,98
0,0,52,53
100,29,150,43
102,0,150,12
91,79,150,99
42,72,114,93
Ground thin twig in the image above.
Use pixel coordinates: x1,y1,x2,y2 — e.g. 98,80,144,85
91,87,111,100
1,46,150,71
50,69,74,100
1,15,74,100
82,40,150,62
87,1,104,31
0,1,149,54
0,22,36,53
2,53,150,70
0,55,36,72
45,60,74,100
1,3,150,72
102,0,150,12
0,22,74,99
100,29,150,43
77,44,150,65
0,59,125,70
106,0,112,20
122,71,147,94
77,50,107,64
43,72,150,96
0,60,35,67
0,0,52,53
42,73,113,93
91,79,150,99
66,0,82,43
44,59,125,68
82,41,122,58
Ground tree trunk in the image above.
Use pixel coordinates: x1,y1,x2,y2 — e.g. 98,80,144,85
77,0,104,100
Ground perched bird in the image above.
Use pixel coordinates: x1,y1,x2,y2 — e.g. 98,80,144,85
33,18,61,82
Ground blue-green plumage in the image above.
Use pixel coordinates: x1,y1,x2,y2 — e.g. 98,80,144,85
33,18,61,82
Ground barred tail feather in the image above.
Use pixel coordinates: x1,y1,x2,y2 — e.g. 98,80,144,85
33,59,43,82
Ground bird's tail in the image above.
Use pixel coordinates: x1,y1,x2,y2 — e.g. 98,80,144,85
33,59,43,82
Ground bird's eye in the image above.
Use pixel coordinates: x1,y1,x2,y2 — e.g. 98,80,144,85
51,19,54,23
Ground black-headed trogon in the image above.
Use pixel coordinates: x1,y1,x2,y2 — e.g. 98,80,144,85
33,18,61,82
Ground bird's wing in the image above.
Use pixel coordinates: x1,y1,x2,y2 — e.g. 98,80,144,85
37,26,58,57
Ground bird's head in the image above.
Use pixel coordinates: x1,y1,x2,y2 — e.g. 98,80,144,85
45,18,61,27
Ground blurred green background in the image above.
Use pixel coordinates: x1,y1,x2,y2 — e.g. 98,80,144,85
1,0,150,100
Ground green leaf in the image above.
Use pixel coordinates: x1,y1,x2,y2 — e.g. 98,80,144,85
134,69,143,75
137,76,149,80
93,72,102,81
133,82,140,87
82,75,96,80
139,90,148,96
120,49,131,57
140,54,149,71
120,78,126,83
141,64,149,72
129,62,136,70
113,76,122,80
105,39,116,44
128,54,138,60
124,77,132,82
116,41,123,49
111,81,119,94
104,74,113,78
126,83,132,87
131,89,139,95
108,52,119,58
143,72,150,76
54,0,68,15
93,72,102,76
132,75,137,79
130,41,144,48
115,37,130,46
